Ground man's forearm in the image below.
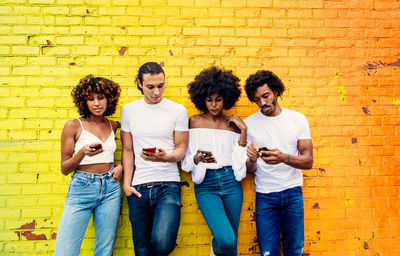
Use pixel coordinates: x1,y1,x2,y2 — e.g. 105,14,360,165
166,146,186,162
284,153,313,170
122,150,134,188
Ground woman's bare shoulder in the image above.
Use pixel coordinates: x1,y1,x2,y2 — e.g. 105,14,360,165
189,115,205,129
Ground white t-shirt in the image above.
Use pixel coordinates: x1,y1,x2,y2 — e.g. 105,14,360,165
181,128,247,184
244,107,311,194
120,98,189,185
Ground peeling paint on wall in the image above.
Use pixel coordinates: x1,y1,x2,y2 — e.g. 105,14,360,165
345,193,353,206
393,98,400,113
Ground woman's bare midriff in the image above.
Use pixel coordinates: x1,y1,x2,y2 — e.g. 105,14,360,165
77,163,114,174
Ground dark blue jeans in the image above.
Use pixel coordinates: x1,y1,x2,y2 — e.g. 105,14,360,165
256,186,304,256
126,182,181,256
194,166,243,256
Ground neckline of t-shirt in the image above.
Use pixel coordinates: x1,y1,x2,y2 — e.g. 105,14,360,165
189,127,239,135
258,107,286,119
141,97,165,106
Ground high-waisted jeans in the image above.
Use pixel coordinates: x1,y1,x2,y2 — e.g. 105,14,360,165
126,181,181,256
54,168,121,256
194,166,243,256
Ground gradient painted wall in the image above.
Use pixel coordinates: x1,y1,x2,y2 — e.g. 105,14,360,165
0,0,399,255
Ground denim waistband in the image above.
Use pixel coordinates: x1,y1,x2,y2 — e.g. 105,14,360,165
134,181,180,190
206,166,233,172
74,166,115,179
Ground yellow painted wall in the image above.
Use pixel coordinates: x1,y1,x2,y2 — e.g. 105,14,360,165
1,0,400,255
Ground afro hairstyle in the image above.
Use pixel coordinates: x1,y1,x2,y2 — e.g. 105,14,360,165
187,66,241,113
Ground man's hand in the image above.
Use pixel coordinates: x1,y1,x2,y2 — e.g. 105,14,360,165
260,148,287,165
140,147,169,162
247,143,260,162
123,185,142,198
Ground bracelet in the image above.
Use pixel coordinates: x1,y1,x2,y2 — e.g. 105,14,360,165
287,154,291,163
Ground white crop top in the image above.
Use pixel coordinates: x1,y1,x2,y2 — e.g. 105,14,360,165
74,118,116,165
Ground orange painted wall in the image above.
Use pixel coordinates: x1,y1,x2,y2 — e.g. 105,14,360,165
0,0,399,255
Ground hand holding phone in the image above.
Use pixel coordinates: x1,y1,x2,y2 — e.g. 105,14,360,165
89,143,102,150
258,146,270,157
142,147,156,153
199,150,213,157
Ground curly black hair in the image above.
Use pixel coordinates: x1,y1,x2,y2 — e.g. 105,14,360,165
187,66,241,113
71,75,121,117
244,70,285,102
136,62,165,94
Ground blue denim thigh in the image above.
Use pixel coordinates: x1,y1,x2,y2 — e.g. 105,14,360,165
55,168,121,256
255,186,304,256
194,166,243,256
127,182,181,256
281,186,304,256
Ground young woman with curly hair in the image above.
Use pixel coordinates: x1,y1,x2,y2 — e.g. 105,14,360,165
54,75,122,256
182,66,248,256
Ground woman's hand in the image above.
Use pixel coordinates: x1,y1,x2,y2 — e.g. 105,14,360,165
227,115,247,131
110,164,123,181
193,150,217,165
79,144,104,157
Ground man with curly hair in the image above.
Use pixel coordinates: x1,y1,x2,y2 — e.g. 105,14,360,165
120,62,189,256
244,70,313,256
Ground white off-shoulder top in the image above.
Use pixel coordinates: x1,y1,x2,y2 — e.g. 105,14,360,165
182,128,247,184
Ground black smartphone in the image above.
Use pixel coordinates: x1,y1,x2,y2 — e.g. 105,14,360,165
200,150,213,157
89,143,102,150
258,146,270,157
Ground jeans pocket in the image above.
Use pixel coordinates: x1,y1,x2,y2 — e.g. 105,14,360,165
110,176,120,183
70,176,90,188
293,186,303,194
165,182,181,191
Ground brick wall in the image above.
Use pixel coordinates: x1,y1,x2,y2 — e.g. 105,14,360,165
1,0,400,255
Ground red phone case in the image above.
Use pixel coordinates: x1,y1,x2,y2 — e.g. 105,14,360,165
142,147,156,153
89,143,102,150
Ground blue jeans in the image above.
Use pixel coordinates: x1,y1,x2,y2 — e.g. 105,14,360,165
194,166,243,256
54,168,121,256
126,181,181,256
256,186,304,256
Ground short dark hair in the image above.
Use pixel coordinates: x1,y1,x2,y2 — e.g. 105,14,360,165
188,66,241,113
71,75,120,117
136,62,165,94
244,70,285,102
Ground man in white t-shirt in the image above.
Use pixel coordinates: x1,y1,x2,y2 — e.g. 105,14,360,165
244,70,313,256
120,62,189,256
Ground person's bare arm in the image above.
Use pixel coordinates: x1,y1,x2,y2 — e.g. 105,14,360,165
60,120,102,175
246,143,259,173
141,130,189,163
121,131,141,197
260,139,313,169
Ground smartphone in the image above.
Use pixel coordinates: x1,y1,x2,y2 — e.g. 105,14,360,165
89,143,102,150
200,150,213,157
258,146,270,157
142,147,156,153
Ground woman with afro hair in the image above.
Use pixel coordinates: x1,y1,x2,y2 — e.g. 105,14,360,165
55,75,122,256
182,66,248,256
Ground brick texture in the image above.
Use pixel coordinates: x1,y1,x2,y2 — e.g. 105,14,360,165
1,0,400,255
